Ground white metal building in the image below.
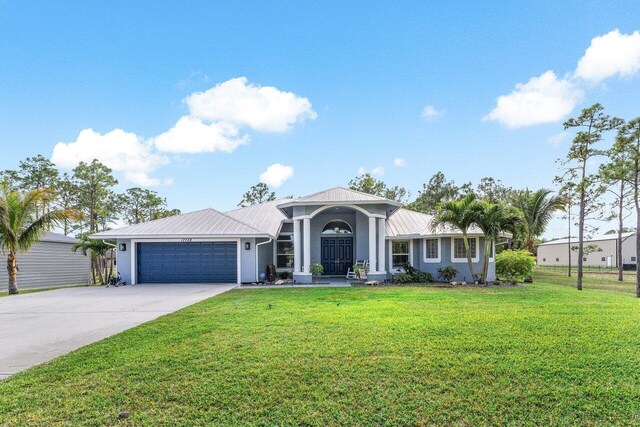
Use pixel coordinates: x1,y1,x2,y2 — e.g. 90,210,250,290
537,232,637,269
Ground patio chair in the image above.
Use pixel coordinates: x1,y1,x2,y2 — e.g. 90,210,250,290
346,260,369,279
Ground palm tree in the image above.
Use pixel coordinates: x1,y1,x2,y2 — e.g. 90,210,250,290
72,234,115,285
473,201,523,283
511,189,566,254
0,184,80,294
431,193,481,281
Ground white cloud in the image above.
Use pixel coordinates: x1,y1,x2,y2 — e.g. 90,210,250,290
51,128,169,186
371,166,385,176
357,166,384,176
394,158,406,167
185,77,317,133
259,163,294,188
153,116,248,154
483,71,583,128
421,105,444,120
51,78,315,185
575,29,640,84
547,131,569,147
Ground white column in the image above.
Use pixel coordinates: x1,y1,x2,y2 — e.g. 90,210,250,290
303,217,311,273
378,217,386,273
293,219,301,273
368,216,377,272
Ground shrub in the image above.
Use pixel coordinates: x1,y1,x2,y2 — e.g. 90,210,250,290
392,264,434,284
413,271,434,283
495,250,536,283
310,263,324,276
437,266,458,282
393,273,414,284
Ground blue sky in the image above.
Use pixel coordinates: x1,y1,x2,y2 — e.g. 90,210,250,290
1,1,639,237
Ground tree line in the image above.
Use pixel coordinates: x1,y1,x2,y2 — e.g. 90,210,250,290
0,156,180,292
554,103,640,296
0,155,180,235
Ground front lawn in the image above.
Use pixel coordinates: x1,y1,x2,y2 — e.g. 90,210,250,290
534,266,638,294
1,282,639,425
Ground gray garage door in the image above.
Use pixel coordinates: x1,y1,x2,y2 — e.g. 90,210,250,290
137,242,237,284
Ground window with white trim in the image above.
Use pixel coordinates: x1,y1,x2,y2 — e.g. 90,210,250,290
424,238,440,262
632,257,637,262
276,236,294,269
392,240,410,269
453,238,476,260
321,220,352,234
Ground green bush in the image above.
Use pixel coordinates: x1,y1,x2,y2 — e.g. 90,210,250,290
310,263,324,276
495,250,536,283
437,266,458,282
413,271,434,283
393,273,414,284
392,264,434,284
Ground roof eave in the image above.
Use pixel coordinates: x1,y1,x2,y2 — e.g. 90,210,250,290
89,233,272,240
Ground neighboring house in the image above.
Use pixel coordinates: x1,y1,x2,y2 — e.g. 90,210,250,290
537,232,637,269
92,187,496,284
5,232,90,290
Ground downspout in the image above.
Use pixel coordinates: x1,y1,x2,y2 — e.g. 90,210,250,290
255,238,273,282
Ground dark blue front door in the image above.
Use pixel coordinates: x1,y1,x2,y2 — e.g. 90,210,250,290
321,237,353,276
137,242,237,284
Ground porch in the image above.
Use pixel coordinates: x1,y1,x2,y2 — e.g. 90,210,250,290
287,205,389,283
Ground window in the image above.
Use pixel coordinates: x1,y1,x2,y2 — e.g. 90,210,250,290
322,220,352,234
601,257,606,262
424,238,440,262
453,238,477,261
583,257,587,261
632,257,637,262
276,236,294,269
556,258,559,262
543,258,546,262
392,240,410,269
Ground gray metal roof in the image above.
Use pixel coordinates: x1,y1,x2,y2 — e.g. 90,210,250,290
41,231,79,244
226,198,294,237
286,187,402,205
386,208,484,237
91,208,268,239
538,231,635,246
387,208,433,237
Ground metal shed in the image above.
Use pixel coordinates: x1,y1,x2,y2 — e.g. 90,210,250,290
3,232,90,290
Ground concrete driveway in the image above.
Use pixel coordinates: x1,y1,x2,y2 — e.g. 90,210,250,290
0,284,236,379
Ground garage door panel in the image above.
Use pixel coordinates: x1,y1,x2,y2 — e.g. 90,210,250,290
137,242,237,284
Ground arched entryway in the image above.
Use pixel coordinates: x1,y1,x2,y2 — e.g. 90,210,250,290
320,219,354,275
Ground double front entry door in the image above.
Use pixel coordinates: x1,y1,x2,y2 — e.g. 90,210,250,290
321,237,353,276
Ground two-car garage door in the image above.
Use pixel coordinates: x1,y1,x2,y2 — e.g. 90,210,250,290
137,242,237,284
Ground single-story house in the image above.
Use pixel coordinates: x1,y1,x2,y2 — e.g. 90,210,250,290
92,187,495,284
6,231,90,290
537,232,637,270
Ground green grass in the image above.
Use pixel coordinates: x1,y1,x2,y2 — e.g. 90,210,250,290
1,281,640,425
535,266,638,294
